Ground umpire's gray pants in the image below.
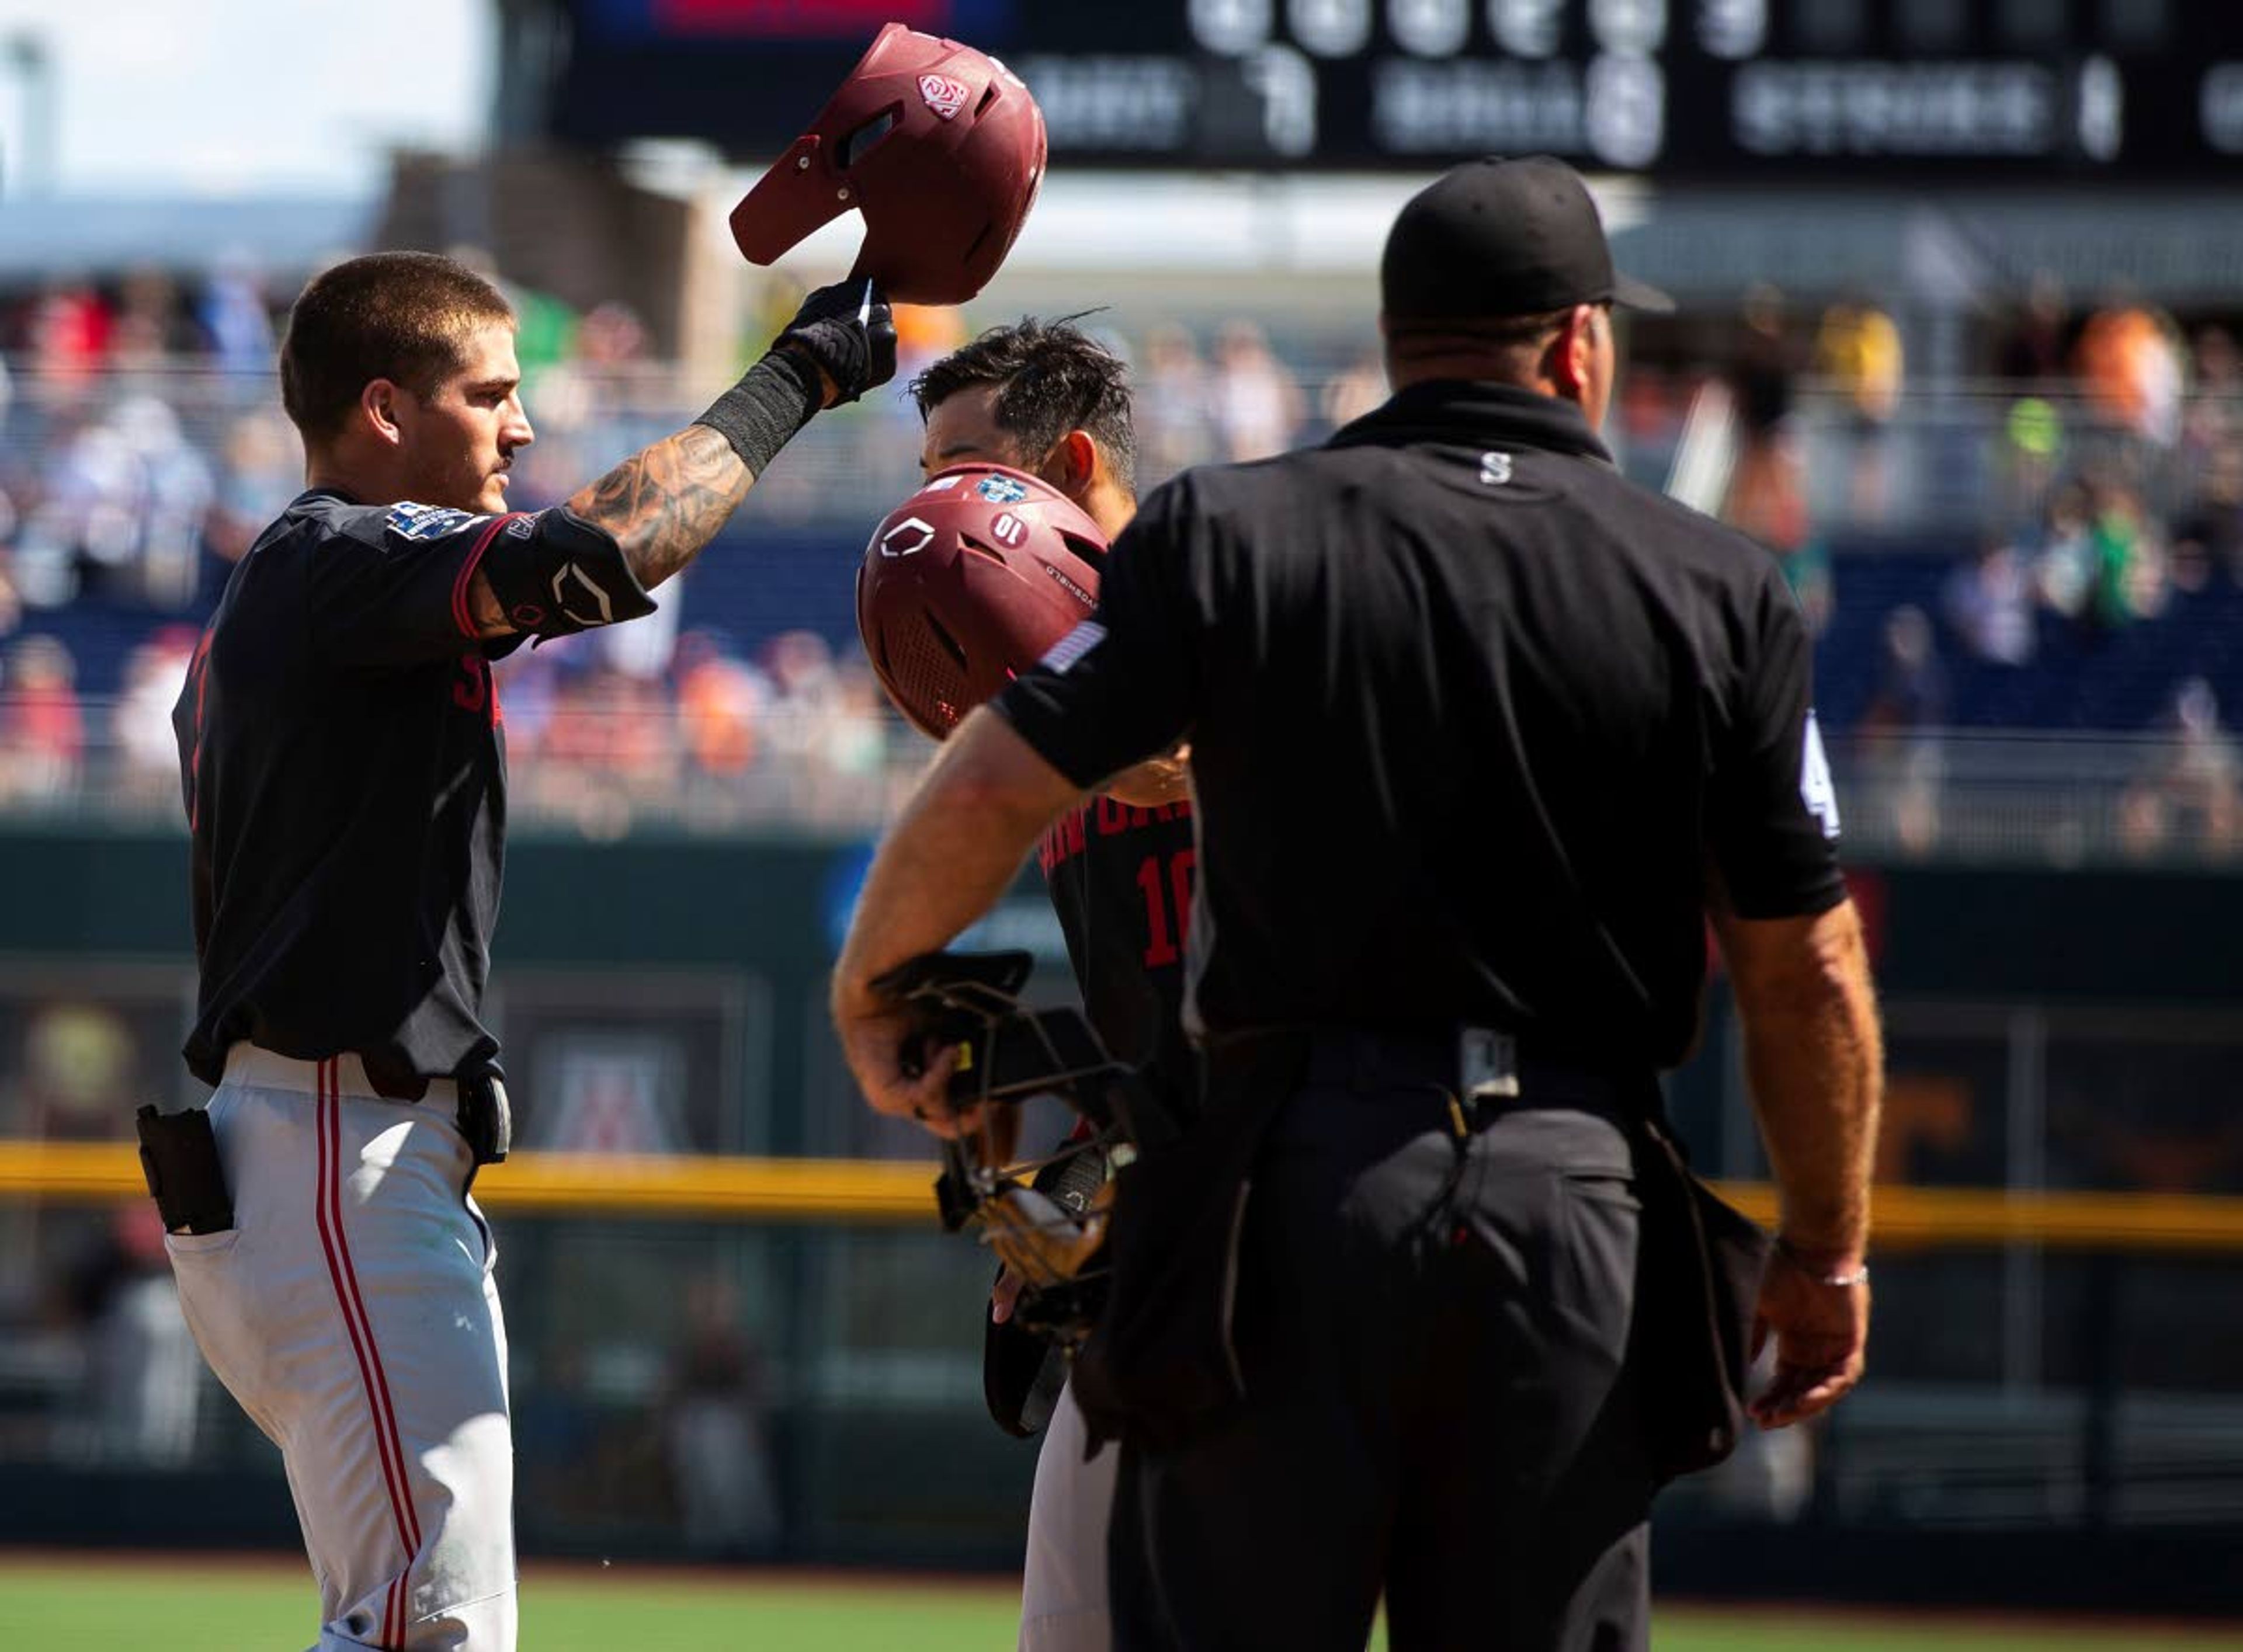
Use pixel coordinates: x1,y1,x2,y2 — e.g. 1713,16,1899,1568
1111,1070,1652,1651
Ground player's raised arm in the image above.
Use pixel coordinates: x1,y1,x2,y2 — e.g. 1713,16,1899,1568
464,280,894,635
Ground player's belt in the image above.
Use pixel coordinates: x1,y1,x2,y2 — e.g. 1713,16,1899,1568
221,1044,460,1110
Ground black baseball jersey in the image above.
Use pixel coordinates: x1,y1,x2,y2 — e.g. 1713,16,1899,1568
173,488,654,1090
1035,795,1197,1096
996,380,1846,1072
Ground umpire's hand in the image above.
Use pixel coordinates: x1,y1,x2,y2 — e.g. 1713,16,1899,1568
1748,1245,1869,1428
832,989,977,1139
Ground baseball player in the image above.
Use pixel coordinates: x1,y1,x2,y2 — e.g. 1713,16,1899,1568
154,251,893,1650
907,318,1187,1651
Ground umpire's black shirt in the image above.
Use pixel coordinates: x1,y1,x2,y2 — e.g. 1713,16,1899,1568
173,489,652,1090
995,381,1845,1072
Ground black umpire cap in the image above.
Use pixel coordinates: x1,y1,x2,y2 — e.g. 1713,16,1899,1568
1381,155,1673,325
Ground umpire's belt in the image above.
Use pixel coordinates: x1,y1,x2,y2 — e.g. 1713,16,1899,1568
1299,1027,1653,1120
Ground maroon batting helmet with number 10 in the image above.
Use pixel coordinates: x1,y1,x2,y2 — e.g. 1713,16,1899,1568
857,464,1106,740
731,23,1047,307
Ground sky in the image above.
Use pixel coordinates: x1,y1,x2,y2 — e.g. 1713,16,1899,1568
0,0,492,196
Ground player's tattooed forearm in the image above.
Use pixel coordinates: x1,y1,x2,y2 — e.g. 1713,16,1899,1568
572,424,754,591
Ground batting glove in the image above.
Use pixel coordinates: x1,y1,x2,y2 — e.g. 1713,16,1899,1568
775,277,897,406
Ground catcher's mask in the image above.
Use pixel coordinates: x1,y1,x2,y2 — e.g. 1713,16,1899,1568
730,22,1047,306
873,949,1180,1346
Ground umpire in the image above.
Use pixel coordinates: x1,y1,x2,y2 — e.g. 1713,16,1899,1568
834,155,1882,1651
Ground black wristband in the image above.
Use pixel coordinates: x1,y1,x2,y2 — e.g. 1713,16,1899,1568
693,350,821,477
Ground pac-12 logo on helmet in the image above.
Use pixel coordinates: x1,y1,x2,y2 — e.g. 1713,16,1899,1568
918,74,971,120
856,464,1107,740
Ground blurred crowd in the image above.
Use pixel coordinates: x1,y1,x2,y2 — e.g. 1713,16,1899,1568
0,263,1379,831
0,614,911,834
496,624,900,837
2,262,2242,852
1655,277,2243,861
1665,276,2243,625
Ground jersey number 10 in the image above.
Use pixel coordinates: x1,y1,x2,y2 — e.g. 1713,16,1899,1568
1136,848,1198,968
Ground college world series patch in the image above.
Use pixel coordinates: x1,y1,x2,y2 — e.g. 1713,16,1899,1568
387,503,477,541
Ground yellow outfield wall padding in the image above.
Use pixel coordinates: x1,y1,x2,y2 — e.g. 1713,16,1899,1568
4,1140,2243,1250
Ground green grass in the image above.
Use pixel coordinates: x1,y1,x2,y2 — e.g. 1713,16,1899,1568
0,1556,2236,1650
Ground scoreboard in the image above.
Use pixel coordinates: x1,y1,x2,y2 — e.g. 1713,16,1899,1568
548,1,2243,177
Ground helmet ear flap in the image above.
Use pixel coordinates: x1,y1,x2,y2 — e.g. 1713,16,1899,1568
728,134,849,264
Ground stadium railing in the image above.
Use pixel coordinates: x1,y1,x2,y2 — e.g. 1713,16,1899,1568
1,352,2226,535
1,696,2234,867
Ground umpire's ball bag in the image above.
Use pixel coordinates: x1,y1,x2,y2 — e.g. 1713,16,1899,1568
1632,1110,1772,1483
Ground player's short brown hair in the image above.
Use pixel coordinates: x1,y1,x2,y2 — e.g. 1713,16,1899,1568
279,252,515,443
909,316,1137,497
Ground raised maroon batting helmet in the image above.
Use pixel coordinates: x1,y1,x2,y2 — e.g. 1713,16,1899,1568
731,23,1047,307
857,464,1105,739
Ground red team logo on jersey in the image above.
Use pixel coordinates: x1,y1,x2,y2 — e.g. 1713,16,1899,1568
918,73,970,120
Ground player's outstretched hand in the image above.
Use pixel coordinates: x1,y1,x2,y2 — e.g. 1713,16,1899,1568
774,278,897,408
1748,1243,1869,1429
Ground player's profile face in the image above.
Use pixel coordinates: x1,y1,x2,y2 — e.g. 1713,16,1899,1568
399,321,533,515
921,382,1026,479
